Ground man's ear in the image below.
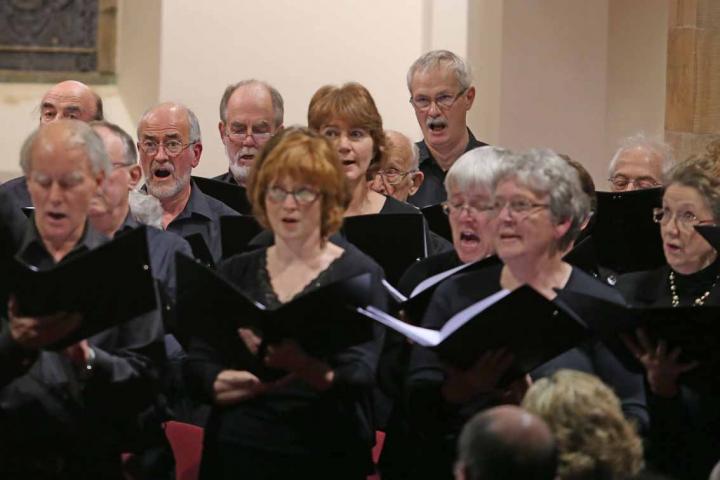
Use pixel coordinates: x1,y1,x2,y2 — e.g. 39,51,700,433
465,86,476,110
408,171,425,196
128,164,143,190
191,143,203,168
218,121,226,143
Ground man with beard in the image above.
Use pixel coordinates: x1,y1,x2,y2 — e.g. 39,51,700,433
406,50,487,208
0,80,103,210
214,79,284,186
137,102,239,264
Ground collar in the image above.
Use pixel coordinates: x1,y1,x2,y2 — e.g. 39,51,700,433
417,128,483,167
117,211,142,234
171,180,215,222
18,215,106,267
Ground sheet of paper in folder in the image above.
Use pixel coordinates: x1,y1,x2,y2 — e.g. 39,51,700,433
556,288,720,393
176,254,376,364
361,285,588,380
591,188,665,274
341,213,426,286
2,227,157,350
192,176,252,215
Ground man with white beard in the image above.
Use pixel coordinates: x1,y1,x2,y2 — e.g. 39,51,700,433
137,102,239,263
406,50,487,208
213,80,284,186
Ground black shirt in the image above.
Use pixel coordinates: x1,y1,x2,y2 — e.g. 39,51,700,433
185,245,387,473
212,170,239,185
407,129,487,209
0,176,31,211
164,181,240,264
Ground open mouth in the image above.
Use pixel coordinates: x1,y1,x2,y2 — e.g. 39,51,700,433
665,243,681,253
47,212,67,221
240,154,255,161
152,164,173,179
282,218,299,224
427,118,448,133
459,231,480,244
341,159,356,166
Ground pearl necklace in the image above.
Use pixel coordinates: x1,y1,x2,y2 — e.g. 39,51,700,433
668,270,719,307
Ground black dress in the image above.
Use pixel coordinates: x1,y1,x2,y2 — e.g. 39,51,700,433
616,260,720,480
402,262,648,480
184,245,387,480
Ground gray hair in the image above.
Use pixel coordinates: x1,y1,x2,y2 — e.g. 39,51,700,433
608,133,674,177
407,50,472,92
128,190,163,228
90,120,137,165
137,102,202,144
219,79,284,127
20,120,110,176
446,146,509,195
493,149,591,251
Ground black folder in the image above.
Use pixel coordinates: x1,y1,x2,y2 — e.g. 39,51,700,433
362,286,588,380
221,215,264,259
592,188,665,273
184,233,215,268
696,225,720,252
384,255,502,325
557,288,720,392
192,176,252,214
421,203,452,242
2,227,157,349
341,213,426,286
176,254,376,362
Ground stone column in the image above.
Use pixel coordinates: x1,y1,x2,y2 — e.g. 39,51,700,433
666,0,720,162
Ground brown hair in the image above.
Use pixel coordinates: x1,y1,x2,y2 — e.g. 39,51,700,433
559,154,597,212
247,127,350,239
522,370,643,480
307,82,386,177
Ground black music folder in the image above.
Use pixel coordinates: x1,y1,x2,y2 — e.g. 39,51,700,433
221,215,264,259
176,254,376,360
383,255,501,325
592,188,665,274
193,176,252,214
2,227,157,349
341,213,426,286
361,285,588,378
184,233,215,268
556,288,720,392
696,225,720,252
421,203,452,242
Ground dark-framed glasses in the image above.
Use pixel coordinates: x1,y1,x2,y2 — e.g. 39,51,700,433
377,168,417,185
652,207,714,231
410,88,468,110
139,139,194,157
267,186,320,205
442,200,494,217
491,197,550,217
225,128,273,144
609,175,661,191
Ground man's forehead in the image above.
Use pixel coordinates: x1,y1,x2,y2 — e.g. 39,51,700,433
226,85,275,122
139,108,189,138
42,84,94,109
410,65,460,93
615,147,663,172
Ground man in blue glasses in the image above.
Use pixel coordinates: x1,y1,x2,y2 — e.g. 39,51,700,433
406,50,487,209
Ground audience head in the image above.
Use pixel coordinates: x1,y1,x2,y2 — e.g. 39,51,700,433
492,149,591,260
308,82,386,187
608,134,673,192
655,156,720,274
218,80,284,185
40,80,103,124
20,120,109,246
522,369,644,480
455,405,557,480
247,127,350,242
444,146,506,263
137,102,202,202
369,130,423,201
88,121,142,220
407,50,475,156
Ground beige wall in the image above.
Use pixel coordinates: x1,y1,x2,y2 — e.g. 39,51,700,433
0,0,669,188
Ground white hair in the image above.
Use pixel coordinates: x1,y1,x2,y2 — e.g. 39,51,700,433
608,133,674,177
407,50,472,92
445,146,509,194
128,190,163,229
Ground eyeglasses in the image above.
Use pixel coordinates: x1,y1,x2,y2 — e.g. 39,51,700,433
410,88,467,111
139,139,194,157
225,129,273,144
609,175,661,191
491,198,550,218
442,200,494,217
652,207,714,231
267,186,320,205
376,168,417,185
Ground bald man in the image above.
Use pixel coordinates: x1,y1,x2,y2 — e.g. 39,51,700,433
369,130,424,202
214,79,284,186
455,406,557,480
138,102,239,263
0,80,104,210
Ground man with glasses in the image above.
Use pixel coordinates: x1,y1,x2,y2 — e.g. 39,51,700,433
608,133,674,192
137,102,239,263
214,80,284,186
369,130,424,202
406,50,487,208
